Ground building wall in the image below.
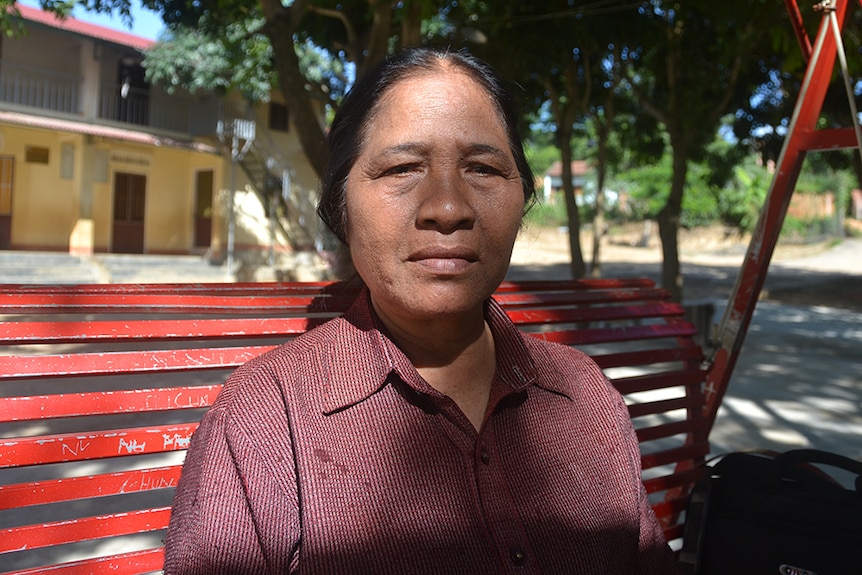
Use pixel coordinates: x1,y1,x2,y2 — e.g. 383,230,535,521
0,125,77,249
0,123,221,253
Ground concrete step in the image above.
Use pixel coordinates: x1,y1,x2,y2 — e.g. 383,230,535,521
0,251,100,284
92,254,229,284
0,251,229,284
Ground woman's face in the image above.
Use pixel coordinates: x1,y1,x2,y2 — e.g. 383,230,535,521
345,67,525,325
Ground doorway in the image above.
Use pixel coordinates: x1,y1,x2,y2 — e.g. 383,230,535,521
112,172,146,253
0,156,13,249
194,169,214,249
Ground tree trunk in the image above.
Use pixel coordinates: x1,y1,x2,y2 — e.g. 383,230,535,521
400,1,423,47
260,0,329,179
559,125,586,279
658,141,688,302
590,121,610,278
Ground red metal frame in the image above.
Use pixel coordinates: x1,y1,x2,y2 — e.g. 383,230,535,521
704,0,861,430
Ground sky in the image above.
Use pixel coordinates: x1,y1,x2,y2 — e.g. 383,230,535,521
18,0,165,40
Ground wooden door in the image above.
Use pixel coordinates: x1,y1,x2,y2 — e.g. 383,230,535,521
194,169,213,248
0,156,13,250
112,172,146,253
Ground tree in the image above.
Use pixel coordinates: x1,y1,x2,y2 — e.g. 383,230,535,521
623,0,786,301
473,2,640,280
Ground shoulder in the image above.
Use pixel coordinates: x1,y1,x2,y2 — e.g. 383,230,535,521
523,335,608,385
211,316,347,416
522,335,625,409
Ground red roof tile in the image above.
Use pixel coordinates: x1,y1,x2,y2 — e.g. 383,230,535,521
14,3,155,51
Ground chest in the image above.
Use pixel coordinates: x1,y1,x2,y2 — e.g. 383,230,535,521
289,385,641,573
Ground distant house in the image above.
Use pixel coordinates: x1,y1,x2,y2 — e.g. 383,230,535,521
541,160,590,203
0,5,319,261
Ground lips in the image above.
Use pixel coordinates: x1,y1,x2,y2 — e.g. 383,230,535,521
408,246,479,274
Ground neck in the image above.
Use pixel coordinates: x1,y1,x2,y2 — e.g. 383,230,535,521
371,297,496,430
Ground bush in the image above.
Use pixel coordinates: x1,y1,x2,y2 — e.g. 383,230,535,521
524,197,569,229
780,215,842,243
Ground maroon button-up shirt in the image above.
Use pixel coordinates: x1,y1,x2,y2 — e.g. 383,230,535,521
164,291,680,574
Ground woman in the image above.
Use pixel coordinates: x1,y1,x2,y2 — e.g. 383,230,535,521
164,47,680,574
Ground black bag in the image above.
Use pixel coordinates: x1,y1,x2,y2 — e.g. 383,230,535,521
680,449,862,575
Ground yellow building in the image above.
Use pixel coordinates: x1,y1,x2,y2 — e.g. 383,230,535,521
0,5,320,267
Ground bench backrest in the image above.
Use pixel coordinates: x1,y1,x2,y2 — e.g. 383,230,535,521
0,279,708,574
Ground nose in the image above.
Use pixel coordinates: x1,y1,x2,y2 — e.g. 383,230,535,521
415,168,476,233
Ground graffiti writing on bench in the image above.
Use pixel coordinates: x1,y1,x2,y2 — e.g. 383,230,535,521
120,472,178,493
163,433,191,450
61,439,90,457
118,438,146,454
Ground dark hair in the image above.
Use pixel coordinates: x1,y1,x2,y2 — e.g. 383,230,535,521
317,47,536,245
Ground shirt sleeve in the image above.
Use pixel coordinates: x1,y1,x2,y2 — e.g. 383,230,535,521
163,368,301,574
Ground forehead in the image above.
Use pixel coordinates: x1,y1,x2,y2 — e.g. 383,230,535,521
364,67,507,135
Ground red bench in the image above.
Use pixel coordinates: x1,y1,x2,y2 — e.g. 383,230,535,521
0,279,709,574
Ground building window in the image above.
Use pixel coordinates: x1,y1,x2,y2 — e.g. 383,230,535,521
60,143,74,179
269,102,289,132
25,146,49,164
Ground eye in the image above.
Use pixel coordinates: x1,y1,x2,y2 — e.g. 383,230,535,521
381,163,420,177
468,163,504,177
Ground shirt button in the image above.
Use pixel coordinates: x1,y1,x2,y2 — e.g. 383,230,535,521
480,449,490,465
510,547,526,566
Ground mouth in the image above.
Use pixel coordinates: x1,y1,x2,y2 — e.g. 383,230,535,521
408,247,479,274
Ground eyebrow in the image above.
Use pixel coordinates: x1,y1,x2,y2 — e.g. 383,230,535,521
374,142,512,162
461,143,513,162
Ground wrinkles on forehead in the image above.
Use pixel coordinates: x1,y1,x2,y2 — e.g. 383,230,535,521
357,65,511,163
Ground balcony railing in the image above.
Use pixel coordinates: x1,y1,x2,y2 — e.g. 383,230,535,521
0,60,78,113
0,59,220,137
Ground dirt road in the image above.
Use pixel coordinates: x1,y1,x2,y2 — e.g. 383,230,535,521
509,226,862,311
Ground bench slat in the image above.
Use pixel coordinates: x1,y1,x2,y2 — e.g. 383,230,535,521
591,346,703,369
0,347,269,380
641,442,710,471
0,387,219,422
2,304,683,345
530,322,697,346
505,301,685,325
614,369,707,394
0,424,197,468
0,316,320,345
643,466,706,495
496,278,657,292
627,397,692,419
635,418,709,443
1,548,164,575
0,293,356,314
0,507,170,555
0,467,181,510
0,287,669,314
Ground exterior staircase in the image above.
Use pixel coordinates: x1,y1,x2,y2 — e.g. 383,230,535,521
217,109,323,253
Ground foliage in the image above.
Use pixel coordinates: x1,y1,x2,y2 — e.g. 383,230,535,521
143,17,274,102
717,162,770,232
612,155,720,228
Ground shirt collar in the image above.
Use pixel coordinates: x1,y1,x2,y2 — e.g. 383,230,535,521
320,288,569,415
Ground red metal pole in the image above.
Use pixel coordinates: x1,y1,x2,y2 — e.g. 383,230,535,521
785,0,814,60
702,0,851,432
